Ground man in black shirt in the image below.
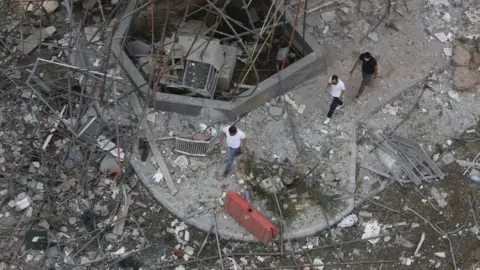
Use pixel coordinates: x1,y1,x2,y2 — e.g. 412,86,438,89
349,52,378,99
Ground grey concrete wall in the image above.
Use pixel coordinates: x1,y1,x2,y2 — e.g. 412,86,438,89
112,0,326,121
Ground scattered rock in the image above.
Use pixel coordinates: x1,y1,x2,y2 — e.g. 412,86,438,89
321,11,336,22
15,194,32,211
394,235,415,248
93,203,109,216
368,32,379,42
359,211,373,218
452,45,471,66
434,32,448,43
46,246,60,258
259,178,280,194
313,258,325,270
168,114,183,131
443,48,452,56
26,207,33,217
38,219,50,230
337,214,358,228
269,106,283,116
105,233,117,242
434,252,446,258
100,156,118,173
80,256,91,264
430,187,448,208
174,155,189,169
441,152,455,165
361,220,381,244
68,217,77,225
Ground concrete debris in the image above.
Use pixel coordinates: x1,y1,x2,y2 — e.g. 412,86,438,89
456,160,480,170
361,220,381,244
68,217,76,225
93,203,109,216
441,152,455,165
152,171,164,182
359,211,373,218
434,32,448,43
368,32,379,42
38,219,50,230
430,187,448,208
313,258,325,270
174,155,189,169
464,7,480,24
284,95,306,114
399,256,414,266
259,178,280,194
15,193,32,211
269,106,283,116
469,226,479,235
337,214,358,228
382,104,399,115
105,233,117,242
443,48,452,56
428,0,450,6
434,252,446,258
321,11,336,23
21,26,56,54
394,235,415,248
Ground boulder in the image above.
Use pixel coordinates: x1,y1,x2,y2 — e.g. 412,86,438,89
453,67,478,92
472,52,480,65
452,45,470,66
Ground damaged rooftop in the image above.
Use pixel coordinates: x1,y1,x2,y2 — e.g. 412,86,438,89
0,0,480,269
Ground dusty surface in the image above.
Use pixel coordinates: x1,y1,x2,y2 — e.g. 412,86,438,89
130,0,480,242
1,0,480,269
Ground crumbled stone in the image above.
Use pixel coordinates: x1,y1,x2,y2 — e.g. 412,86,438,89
434,32,448,43
441,152,455,165
174,155,189,169
430,187,448,208
453,67,478,92
394,235,415,248
105,233,117,242
269,106,283,116
321,11,336,22
452,45,471,66
368,32,379,42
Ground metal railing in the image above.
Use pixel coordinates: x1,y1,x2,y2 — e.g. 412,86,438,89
175,136,217,157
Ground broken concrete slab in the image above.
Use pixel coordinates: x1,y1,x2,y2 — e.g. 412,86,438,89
441,152,455,165
269,106,283,116
430,187,448,208
394,235,415,248
20,26,56,54
452,45,471,66
321,11,336,23
368,32,379,42
434,32,448,43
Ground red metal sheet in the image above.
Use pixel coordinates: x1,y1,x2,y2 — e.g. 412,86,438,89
225,190,280,244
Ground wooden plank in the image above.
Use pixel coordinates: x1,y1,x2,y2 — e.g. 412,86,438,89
129,93,178,194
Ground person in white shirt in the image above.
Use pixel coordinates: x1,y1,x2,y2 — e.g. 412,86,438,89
219,125,246,177
323,75,345,124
